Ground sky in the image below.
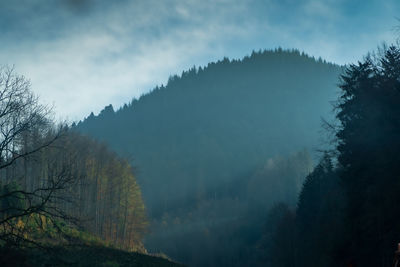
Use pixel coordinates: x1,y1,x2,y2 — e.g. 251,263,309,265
0,0,399,121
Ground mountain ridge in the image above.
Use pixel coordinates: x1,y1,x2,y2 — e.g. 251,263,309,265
77,48,342,215
76,48,343,266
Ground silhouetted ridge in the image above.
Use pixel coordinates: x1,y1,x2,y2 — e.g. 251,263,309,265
77,49,342,267
80,49,336,121
78,48,340,211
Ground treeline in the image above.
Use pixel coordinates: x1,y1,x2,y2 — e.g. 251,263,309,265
77,49,341,218
260,45,400,266
36,131,148,250
143,150,312,267
76,49,341,266
0,68,147,251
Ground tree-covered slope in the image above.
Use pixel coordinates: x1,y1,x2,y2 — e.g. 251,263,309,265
77,49,341,217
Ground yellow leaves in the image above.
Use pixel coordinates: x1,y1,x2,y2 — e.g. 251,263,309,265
69,227,80,238
40,214,47,229
16,218,25,229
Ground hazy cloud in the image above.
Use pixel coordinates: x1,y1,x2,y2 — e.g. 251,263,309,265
0,0,398,120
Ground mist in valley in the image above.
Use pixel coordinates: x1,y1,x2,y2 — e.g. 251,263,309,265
0,1,400,267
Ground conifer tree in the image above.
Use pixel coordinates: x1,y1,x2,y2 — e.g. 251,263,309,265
336,46,400,266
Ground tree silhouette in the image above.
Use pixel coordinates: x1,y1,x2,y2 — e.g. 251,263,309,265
0,67,72,248
336,46,400,266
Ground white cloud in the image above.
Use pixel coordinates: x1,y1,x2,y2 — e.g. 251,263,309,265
0,0,398,121
303,0,341,20
0,0,255,121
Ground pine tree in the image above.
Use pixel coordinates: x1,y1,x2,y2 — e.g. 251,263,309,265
296,154,344,267
336,46,400,266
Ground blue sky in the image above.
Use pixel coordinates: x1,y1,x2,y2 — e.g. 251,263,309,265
0,0,399,121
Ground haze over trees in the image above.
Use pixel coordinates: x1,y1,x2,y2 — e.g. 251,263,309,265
0,68,156,265
32,132,148,250
77,49,342,266
336,45,400,266
77,49,341,214
4,41,398,266
260,45,400,267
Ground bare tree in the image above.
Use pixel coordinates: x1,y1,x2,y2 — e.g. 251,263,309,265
0,67,73,248
0,67,148,252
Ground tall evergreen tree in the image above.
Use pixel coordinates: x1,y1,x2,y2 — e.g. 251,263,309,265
296,154,345,267
336,46,400,266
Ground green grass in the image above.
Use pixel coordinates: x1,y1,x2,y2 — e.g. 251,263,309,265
0,246,184,267
0,215,183,266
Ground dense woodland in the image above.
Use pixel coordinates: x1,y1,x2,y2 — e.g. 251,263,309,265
258,45,400,267
77,45,400,266
77,49,342,266
78,49,341,218
2,41,400,267
1,128,148,250
0,68,155,265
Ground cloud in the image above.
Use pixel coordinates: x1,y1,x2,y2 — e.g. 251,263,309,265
0,0,398,121
63,0,92,13
303,0,341,20
1,0,256,121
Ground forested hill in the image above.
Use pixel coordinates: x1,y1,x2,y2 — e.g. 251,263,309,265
77,49,340,215
76,49,342,266
77,49,341,216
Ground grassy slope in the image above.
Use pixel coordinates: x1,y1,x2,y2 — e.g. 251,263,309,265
0,246,184,267
0,217,183,267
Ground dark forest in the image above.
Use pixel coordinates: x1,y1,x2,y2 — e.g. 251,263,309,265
1,1,400,266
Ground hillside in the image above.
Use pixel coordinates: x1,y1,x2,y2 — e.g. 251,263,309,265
77,49,341,214
0,246,183,267
76,49,342,266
